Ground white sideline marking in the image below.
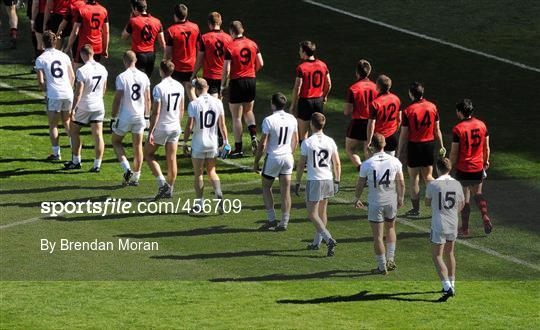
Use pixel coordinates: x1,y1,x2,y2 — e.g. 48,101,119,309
0,82,44,99
303,0,540,73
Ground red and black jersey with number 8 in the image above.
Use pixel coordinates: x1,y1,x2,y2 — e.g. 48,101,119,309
402,99,439,142
452,117,488,172
369,92,402,137
125,13,163,53
296,59,329,99
225,36,260,80
199,30,233,80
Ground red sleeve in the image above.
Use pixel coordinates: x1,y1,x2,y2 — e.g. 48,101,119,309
402,113,409,127
104,14,109,23
125,21,132,34
369,105,377,119
198,37,205,52
296,66,302,78
165,30,173,46
452,127,460,143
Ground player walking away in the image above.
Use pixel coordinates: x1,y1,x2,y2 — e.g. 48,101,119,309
425,158,464,302
3,0,19,48
65,0,109,70
344,59,377,169
290,41,331,147
397,82,444,217
354,133,405,275
295,113,340,256
164,4,199,101
43,0,68,48
35,31,74,161
111,51,151,186
56,0,84,61
367,75,401,156
145,60,184,199
221,20,264,158
192,11,232,99
64,44,107,172
121,0,165,78
254,93,298,231
31,0,46,52
183,78,230,211
450,99,492,236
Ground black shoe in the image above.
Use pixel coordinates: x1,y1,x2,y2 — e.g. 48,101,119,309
405,208,420,217
229,151,244,159
154,184,172,200
326,238,337,257
128,181,140,187
122,169,133,186
89,166,100,173
306,243,320,250
46,154,61,162
63,161,81,170
438,287,455,302
275,225,287,232
259,220,278,230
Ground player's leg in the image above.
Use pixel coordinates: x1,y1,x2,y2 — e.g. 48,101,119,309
144,141,164,187
191,158,205,209
459,186,471,236
65,121,82,169
444,240,456,289
46,111,61,160
432,243,452,291
182,81,196,102
229,103,243,156
362,141,370,161
242,101,258,153
5,2,18,48
90,122,104,171
345,137,362,169
205,157,222,199
297,119,309,145
165,141,178,190
260,175,276,229
471,182,492,234
370,221,387,274
276,174,292,230
406,166,421,216
307,200,336,256
111,132,132,184
130,133,144,184
384,219,397,270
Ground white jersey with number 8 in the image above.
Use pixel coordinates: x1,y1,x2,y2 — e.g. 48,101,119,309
188,94,224,153
115,68,150,120
76,60,108,111
301,133,338,181
153,77,184,132
360,152,402,206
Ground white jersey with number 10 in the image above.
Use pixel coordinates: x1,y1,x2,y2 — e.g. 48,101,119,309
188,94,224,152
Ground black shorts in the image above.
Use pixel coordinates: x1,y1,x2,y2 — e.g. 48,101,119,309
3,0,15,6
384,132,399,152
135,52,156,77
407,140,435,168
205,78,221,95
456,170,484,187
172,71,193,83
75,50,101,64
229,77,256,104
346,119,368,140
297,97,324,121
46,13,64,33
34,13,45,34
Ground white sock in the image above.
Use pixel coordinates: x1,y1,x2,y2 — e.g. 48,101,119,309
52,146,60,156
312,232,322,246
376,254,387,270
72,155,81,164
449,276,455,288
156,175,166,187
266,209,276,222
93,159,102,168
442,279,452,291
386,242,396,262
213,181,223,198
132,171,141,182
120,160,130,172
279,213,290,227
320,229,333,243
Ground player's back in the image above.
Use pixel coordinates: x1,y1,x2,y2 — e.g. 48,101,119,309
52,0,69,15
35,48,73,100
116,68,150,119
360,152,402,205
226,36,259,79
76,2,108,53
370,92,401,137
200,30,233,80
403,99,438,142
127,14,162,53
263,110,297,156
348,78,378,119
296,59,329,99
153,77,184,131
427,175,464,234
303,133,337,181
189,94,224,151
452,117,488,172
165,20,200,72
77,60,108,110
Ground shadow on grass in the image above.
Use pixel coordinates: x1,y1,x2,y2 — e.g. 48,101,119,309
152,248,320,261
0,99,45,106
0,184,121,195
116,225,261,238
0,110,44,118
277,290,441,304
210,270,374,282
299,231,427,244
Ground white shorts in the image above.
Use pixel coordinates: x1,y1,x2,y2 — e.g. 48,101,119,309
152,129,180,145
47,98,72,112
430,230,457,244
368,202,397,222
306,180,334,202
192,148,218,159
73,109,104,125
262,154,294,178
113,117,145,136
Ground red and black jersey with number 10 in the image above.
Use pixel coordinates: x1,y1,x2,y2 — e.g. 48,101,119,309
402,99,439,142
199,30,233,80
296,59,329,99
369,92,402,137
75,2,108,54
452,117,488,172
165,21,200,73
225,36,260,79
126,14,163,53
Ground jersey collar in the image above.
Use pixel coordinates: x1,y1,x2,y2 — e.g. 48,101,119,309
437,174,452,180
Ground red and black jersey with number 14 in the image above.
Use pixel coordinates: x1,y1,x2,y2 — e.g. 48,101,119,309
296,59,329,99
452,117,488,172
165,21,200,73
75,2,108,54
199,30,233,80
402,99,439,142
225,36,260,80
369,92,402,137
125,13,163,53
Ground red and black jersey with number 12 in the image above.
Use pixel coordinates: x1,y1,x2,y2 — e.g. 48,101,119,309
75,2,108,54
126,14,163,53
452,117,488,172
199,30,233,80
225,36,260,79
369,92,402,137
165,21,200,73
296,59,329,99
402,99,439,142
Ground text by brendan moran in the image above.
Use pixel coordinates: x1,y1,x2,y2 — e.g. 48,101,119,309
40,239,159,253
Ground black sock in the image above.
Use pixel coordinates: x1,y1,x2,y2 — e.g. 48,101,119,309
234,142,242,152
247,124,257,138
411,198,420,211
299,139,303,147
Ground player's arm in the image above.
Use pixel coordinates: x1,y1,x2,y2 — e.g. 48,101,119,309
182,117,194,150
111,90,122,118
121,22,131,40
57,18,68,37
323,72,332,103
450,142,459,169
65,22,81,52
43,0,53,32
396,170,405,209
220,59,231,90
296,155,306,183
396,126,409,159
424,182,432,207
434,118,444,149
218,113,229,146
67,64,75,86
354,175,367,208
366,105,377,147
157,31,166,53
484,136,490,169
289,77,302,116
290,129,299,153
253,133,268,171
72,80,84,111
344,103,353,117
331,149,341,184
144,87,151,118
191,51,204,80
102,22,110,58
36,69,46,92
255,52,264,72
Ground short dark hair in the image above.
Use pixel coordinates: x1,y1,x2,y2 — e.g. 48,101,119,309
456,99,474,117
160,60,175,77
311,112,326,130
409,81,424,100
230,20,244,35
371,133,386,150
299,40,316,57
376,75,392,93
356,59,371,78
271,92,287,109
132,0,147,12
42,30,56,49
208,12,222,26
80,44,94,57
436,157,452,174
174,4,188,21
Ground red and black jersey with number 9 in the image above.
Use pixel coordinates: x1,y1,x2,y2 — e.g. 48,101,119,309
296,59,329,99
125,13,163,53
199,30,233,80
225,36,260,79
402,99,439,142
165,20,200,73
369,92,402,137
452,117,488,172
75,2,108,54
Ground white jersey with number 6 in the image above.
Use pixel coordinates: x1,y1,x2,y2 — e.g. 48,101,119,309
76,60,108,111
153,77,184,132
188,93,224,152
115,68,150,120
426,174,464,234
301,133,338,181
262,110,298,157
360,152,402,206
35,48,74,100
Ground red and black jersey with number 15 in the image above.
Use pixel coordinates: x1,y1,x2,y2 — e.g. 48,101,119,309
296,59,329,99
369,92,402,137
199,30,233,80
402,99,439,142
225,36,260,80
75,2,108,54
452,117,488,172
125,14,163,53
165,21,200,73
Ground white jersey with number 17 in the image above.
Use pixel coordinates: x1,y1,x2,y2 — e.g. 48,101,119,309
262,110,298,157
301,133,338,181
76,60,108,111
116,68,150,120
360,152,402,206
188,94,224,152
153,77,185,132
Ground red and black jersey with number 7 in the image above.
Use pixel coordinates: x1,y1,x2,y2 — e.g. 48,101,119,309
75,2,108,54
369,92,402,137
225,36,260,79
125,13,163,53
402,98,439,142
452,117,488,172
296,59,329,99
165,20,200,73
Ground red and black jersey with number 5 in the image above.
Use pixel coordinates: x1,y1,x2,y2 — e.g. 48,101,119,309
452,117,488,172
199,30,233,80
165,21,200,73
402,99,439,142
125,13,163,53
296,59,329,99
225,36,260,80
369,92,402,137
75,2,108,54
